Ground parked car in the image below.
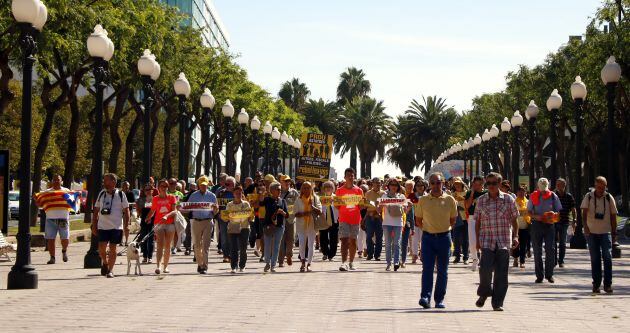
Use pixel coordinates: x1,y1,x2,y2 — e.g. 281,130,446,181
8,191,19,219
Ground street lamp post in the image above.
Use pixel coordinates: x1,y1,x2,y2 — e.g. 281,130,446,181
490,124,500,172
83,24,115,270
526,100,539,191
546,89,562,187
8,0,47,289
294,139,302,178
473,134,482,176
511,111,524,190
601,56,622,195
271,127,281,175
263,121,272,174
570,76,587,249
250,116,261,177
481,129,491,174
222,100,235,176
200,88,215,176
287,136,294,178
467,138,474,180
137,49,160,183
280,131,288,174
237,108,250,178
500,118,511,181
462,142,468,182
174,73,191,181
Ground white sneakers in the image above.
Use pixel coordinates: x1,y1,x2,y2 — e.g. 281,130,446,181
339,263,348,271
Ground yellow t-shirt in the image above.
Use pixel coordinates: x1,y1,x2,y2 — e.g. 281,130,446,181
415,193,457,233
515,197,531,229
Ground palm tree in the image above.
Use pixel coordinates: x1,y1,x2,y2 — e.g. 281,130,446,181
278,78,310,113
387,115,420,178
405,96,459,174
337,97,393,178
336,67,372,171
303,98,340,135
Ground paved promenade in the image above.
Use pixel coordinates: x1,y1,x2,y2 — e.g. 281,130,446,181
1,238,629,332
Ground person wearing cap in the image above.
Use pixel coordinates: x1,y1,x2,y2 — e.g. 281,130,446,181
278,174,299,267
186,176,218,274
364,177,385,261
451,177,469,264
264,174,276,190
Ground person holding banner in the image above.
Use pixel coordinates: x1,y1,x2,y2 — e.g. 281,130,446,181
378,178,409,272
145,179,179,274
37,175,73,264
186,176,218,274
226,185,253,273
294,181,322,272
335,168,364,272
260,181,289,273
319,181,339,261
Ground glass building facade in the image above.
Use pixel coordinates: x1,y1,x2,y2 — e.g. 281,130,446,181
161,0,230,49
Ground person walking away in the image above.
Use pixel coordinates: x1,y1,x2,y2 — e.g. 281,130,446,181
335,168,364,271
581,176,617,294
474,173,519,311
145,179,179,274
464,176,487,271
227,185,253,273
554,178,576,268
135,184,155,263
294,182,322,272
527,178,562,283
512,187,531,268
91,173,130,278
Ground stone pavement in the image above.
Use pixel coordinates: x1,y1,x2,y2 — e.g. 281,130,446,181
1,238,629,333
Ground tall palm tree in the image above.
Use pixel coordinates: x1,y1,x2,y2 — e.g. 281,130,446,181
336,67,372,171
405,96,459,174
387,115,420,178
303,98,340,135
278,78,310,113
337,97,393,178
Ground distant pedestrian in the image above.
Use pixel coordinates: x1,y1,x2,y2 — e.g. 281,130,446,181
364,177,384,261
451,177,469,264
410,180,427,264
335,168,364,271
187,176,218,274
278,174,299,267
512,187,531,268
464,176,487,271
378,178,408,271
121,181,135,245
554,178,576,268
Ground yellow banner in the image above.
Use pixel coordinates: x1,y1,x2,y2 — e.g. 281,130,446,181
217,198,233,207
334,195,363,206
287,204,294,215
247,193,259,203
229,208,254,221
320,196,333,207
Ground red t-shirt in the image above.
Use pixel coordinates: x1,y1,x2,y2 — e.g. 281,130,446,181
151,195,177,224
335,186,364,225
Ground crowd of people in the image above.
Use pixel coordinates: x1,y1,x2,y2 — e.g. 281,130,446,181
38,167,619,310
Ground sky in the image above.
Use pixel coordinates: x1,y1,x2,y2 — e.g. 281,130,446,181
214,0,602,178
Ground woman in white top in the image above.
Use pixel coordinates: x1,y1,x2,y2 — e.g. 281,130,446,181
378,178,409,271
319,181,340,261
294,181,322,272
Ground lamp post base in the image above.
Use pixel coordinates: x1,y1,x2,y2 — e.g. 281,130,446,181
570,230,587,249
83,237,102,268
7,265,38,289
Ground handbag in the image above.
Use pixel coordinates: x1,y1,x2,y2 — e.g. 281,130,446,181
314,210,330,231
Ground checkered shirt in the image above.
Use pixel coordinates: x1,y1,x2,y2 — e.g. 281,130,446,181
474,191,519,250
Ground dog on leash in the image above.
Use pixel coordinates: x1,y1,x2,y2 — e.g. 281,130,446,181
126,242,142,276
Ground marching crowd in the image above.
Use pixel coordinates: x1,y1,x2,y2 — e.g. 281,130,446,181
39,167,619,310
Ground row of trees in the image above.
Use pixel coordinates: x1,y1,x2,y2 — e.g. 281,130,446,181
0,0,313,194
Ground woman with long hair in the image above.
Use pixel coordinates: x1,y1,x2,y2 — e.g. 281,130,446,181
294,181,322,272
146,179,179,274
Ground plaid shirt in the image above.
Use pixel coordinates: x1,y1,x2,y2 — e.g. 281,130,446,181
474,191,519,250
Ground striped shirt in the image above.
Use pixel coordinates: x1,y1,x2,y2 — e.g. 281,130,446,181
555,191,575,224
474,191,519,250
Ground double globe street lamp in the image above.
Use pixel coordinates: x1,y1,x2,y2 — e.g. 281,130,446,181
546,89,562,186
249,116,261,178
174,73,191,181
200,88,216,176
237,108,250,178
263,121,273,174
570,76,587,249
137,49,161,183
510,110,524,190
601,56,622,195
222,100,235,175
525,100,539,191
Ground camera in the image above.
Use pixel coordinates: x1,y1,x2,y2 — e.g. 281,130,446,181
101,208,111,215
594,212,604,220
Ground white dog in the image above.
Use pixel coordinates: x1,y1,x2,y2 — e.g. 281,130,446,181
126,242,142,276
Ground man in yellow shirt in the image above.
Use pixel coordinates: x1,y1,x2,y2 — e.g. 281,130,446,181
415,172,457,309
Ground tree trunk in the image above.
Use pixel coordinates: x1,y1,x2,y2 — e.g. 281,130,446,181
424,156,432,175
350,146,357,172
125,114,142,185
63,96,80,187
0,48,15,115
162,118,174,179
195,127,206,179
108,89,128,174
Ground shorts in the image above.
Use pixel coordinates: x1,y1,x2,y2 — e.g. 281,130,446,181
339,223,360,239
155,223,176,236
98,229,123,244
45,219,70,240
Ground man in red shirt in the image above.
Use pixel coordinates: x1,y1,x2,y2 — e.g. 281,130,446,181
335,168,364,271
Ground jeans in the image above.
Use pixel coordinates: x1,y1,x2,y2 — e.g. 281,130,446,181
218,220,229,256
420,232,451,303
512,228,530,264
320,223,339,259
401,225,411,263
278,223,295,264
139,221,154,259
452,221,469,261
478,248,510,308
555,223,569,265
264,225,285,268
531,221,555,279
365,215,383,259
383,225,402,265
229,229,250,270
587,233,613,288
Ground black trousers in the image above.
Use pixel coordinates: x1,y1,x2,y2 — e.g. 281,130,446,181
319,223,339,259
477,248,510,308
229,229,250,270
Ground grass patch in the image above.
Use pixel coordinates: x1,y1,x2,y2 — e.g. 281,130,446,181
7,219,90,236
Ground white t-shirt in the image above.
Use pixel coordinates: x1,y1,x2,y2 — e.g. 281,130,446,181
381,192,406,227
95,189,129,230
44,187,71,220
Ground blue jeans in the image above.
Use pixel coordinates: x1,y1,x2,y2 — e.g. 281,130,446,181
531,221,555,279
420,232,451,303
218,220,230,255
401,225,411,263
383,225,402,265
263,225,285,268
452,220,469,261
587,233,613,288
555,223,569,264
365,215,383,259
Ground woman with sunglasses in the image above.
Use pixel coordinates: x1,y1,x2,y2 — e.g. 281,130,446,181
135,184,155,263
145,179,179,274
411,181,427,264
378,178,409,271
294,181,322,272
